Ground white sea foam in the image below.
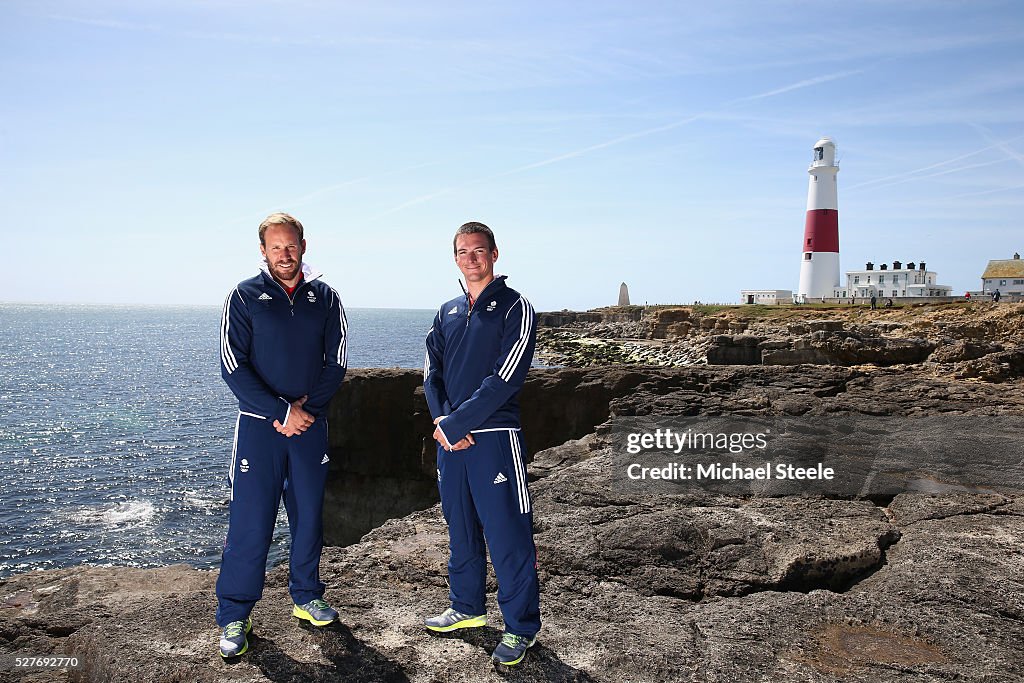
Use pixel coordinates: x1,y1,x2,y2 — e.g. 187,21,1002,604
78,500,157,527
182,491,226,512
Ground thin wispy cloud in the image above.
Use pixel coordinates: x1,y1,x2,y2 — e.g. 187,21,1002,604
45,14,162,32
943,181,1024,200
732,70,863,103
847,133,1024,191
237,161,445,225
371,69,863,218
370,187,457,220
972,124,1024,171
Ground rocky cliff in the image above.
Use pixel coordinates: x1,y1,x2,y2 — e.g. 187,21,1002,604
3,356,1023,682
539,301,1024,374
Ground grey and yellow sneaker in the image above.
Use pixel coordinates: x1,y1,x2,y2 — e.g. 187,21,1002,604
219,617,252,658
491,632,537,666
292,598,339,626
424,607,486,632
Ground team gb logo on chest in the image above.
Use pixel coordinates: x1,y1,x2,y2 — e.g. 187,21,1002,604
307,291,317,303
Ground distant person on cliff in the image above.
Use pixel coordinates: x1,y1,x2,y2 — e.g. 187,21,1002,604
422,221,541,667
870,294,877,310
993,289,1001,302
215,212,348,658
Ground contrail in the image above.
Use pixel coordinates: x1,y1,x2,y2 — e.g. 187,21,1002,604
370,187,457,219
847,132,1024,191
731,69,863,103
497,69,862,178
870,157,1011,190
237,161,444,225
944,180,1024,200
972,124,1024,170
373,69,862,217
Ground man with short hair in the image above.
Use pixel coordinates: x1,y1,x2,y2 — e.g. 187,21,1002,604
423,221,541,666
216,212,348,658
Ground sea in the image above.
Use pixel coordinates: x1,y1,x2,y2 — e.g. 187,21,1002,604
0,304,435,578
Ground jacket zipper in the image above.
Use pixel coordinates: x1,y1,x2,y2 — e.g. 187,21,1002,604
265,271,320,316
463,277,502,328
275,281,298,316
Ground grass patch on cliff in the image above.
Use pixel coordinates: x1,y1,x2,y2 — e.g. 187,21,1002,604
691,303,852,318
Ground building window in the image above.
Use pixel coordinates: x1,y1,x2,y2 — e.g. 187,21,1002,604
1014,280,1024,285
1000,280,1007,286
879,275,885,284
867,276,871,284
854,276,860,284
892,290,897,297
804,253,812,260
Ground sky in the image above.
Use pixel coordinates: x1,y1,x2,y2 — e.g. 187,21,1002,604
3,1,1023,311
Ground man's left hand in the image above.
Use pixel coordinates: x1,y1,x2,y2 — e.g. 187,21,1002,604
433,424,453,451
274,396,315,437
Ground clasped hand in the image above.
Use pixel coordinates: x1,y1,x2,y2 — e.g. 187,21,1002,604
273,396,314,437
432,416,474,452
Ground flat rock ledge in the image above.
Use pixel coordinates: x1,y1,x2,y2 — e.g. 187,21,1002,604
3,361,1023,682
2,450,1022,682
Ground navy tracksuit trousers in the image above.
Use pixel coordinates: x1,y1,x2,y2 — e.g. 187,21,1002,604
437,429,541,637
216,413,330,626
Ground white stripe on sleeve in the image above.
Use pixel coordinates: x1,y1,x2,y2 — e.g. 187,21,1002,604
499,297,534,381
334,290,348,367
221,290,239,373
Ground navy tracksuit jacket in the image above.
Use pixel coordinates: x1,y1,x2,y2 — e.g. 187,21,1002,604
424,275,540,637
217,264,347,626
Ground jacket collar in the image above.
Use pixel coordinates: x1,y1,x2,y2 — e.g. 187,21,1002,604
258,260,323,284
462,275,507,303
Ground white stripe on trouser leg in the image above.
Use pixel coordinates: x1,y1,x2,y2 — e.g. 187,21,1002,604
513,435,529,513
229,413,241,501
509,431,529,514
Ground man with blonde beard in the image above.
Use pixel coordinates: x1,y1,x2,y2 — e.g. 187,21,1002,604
216,212,348,658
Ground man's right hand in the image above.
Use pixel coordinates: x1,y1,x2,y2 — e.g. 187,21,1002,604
273,396,315,437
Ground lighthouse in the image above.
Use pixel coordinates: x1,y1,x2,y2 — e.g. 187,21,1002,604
797,137,840,302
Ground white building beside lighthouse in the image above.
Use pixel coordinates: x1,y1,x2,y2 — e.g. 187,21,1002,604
797,138,841,302
837,261,952,299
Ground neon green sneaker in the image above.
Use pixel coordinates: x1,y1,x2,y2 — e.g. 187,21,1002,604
292,598,339,626
219,618,252,658
424,607,486,632
491,632,537,666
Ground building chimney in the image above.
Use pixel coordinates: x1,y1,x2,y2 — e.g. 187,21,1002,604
908,262,916,270
919,262,926,271
1014,253,1020,259
866,262,874,270
893,261,902,270
880,263,888,270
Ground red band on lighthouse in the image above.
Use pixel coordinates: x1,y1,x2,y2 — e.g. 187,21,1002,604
803,209,839,253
